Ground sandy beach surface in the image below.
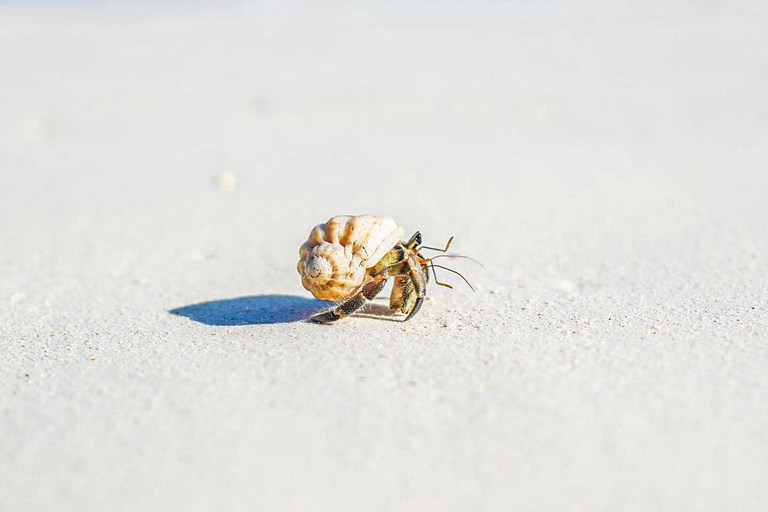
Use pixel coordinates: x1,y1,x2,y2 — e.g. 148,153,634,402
2,1,767,511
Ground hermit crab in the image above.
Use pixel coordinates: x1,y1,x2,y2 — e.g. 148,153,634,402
297,215,474,323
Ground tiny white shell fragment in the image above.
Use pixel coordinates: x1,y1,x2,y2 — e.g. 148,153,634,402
297,215,404,301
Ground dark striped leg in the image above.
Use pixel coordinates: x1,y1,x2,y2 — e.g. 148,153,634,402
389,275,413,313
404,254,428,322
311,274,388,323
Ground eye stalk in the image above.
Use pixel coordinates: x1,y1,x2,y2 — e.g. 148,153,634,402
406,231,422,250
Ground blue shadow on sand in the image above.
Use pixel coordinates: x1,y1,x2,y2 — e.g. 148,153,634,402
169,295,332,326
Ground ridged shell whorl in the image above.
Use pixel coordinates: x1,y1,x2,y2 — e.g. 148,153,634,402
297,215,404,301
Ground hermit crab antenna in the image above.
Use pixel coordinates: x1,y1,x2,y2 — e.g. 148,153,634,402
430,263,476,292
429,254,486,269
418,235,454,253
428,262,454,289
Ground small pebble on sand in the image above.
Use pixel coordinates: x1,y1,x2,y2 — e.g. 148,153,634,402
211,172,237,191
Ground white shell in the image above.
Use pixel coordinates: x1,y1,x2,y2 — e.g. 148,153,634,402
297,215,405,301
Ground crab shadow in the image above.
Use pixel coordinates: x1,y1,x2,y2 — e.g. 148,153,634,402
169,295,333,326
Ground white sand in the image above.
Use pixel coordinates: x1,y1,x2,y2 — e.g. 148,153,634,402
2,2,767,510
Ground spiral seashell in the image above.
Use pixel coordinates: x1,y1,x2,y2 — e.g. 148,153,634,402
297,215,405,301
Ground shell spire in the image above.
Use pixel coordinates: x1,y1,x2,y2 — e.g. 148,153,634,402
297,215,404,301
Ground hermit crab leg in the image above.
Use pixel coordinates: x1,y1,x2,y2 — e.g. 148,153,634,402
389,275,411,312
311,269,389,323
404,254,428,322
